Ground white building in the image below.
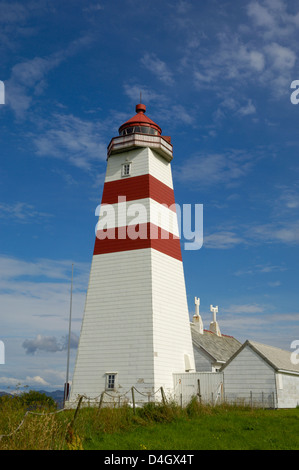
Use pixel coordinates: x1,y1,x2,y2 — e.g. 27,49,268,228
221,340,299,408
66,103,195,407
173,300,241,406
179,301,299,408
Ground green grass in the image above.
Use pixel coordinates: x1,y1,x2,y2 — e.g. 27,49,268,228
1,394,299,450
80,404,299,451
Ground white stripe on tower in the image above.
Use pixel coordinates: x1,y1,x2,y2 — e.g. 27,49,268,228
93,146,182,261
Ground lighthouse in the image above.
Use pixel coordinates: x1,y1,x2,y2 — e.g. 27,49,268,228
67,103,195,406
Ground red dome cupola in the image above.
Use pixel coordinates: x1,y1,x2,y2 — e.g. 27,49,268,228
118,103,162,136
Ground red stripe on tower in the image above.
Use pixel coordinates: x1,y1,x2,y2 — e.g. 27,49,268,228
101,174,176,210
93,222,182,261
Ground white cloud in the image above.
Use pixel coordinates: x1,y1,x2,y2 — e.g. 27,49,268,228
188,0,298,105
193,36,266,90
265,42,296,70
33,113,107,170
248,50,265,71
6,34,93,118
224,304,266,314
247,1,276,28
27,375,49,386
0,256,88,283
170,104,194,125
203,231,245,249
0,375,49,389
249,220,299,244
237,99,256,116
0,255,88,389
6,54,63,118
175,151,252,187
0,201,51,222
279,189,299,209
0,80,4,104
268,281,281,287
141,53,174,85
0,2,29,24
83,3,104,12
0,255,89,335
207,219,299,250
22,332,79,355
235,263,286,276
247,0,299,38
123,83,164,105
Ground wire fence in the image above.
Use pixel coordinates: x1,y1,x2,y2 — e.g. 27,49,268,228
223,391,277,409
69,385,168,409
0,386,166,441
0,407,66,441
0,386,278,441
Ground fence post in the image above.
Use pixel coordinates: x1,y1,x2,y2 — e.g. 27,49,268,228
161,387,166,405
197,379,201,404
262,392,264,409
98,392,104,410
131,387,136,414
250,391,253,409
70,395,83,428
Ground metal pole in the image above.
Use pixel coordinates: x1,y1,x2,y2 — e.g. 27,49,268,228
65,263,73,402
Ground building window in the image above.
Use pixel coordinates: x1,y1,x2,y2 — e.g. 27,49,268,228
106,373,117,391
122,162,131,177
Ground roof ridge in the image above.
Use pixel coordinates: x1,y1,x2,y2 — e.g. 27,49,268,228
202,327,236,339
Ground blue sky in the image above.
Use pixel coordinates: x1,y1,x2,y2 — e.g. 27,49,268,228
1,0,299,392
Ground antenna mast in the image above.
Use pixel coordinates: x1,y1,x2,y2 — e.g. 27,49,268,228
64,263,73,404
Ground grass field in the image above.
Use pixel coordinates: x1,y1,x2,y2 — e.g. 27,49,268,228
0,394,299,450
79,403,299,450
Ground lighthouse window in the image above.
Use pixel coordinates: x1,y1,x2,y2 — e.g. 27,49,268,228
119,126,159,136
106,373,117,390
122,162,131,177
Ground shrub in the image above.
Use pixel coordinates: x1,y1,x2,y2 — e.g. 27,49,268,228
19,390,57,410
137,402,181,423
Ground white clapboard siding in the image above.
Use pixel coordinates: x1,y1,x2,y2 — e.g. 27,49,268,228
151,249,195,392
276,373,299,408
223,345,276,404
173,372,224,406
68,248,195,404
193,348,214,372
105,148,173,189
69,249,155,401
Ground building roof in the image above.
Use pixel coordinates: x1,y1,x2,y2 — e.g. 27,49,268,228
221,340,299,374
190,323,242,364
118,103,162,135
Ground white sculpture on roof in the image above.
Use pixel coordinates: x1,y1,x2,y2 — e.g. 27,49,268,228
193,297,203,334
195,297,200,315
210,305,221,337
210,305,218,322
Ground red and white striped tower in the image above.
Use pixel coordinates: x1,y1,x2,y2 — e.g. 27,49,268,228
67,103,195,406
